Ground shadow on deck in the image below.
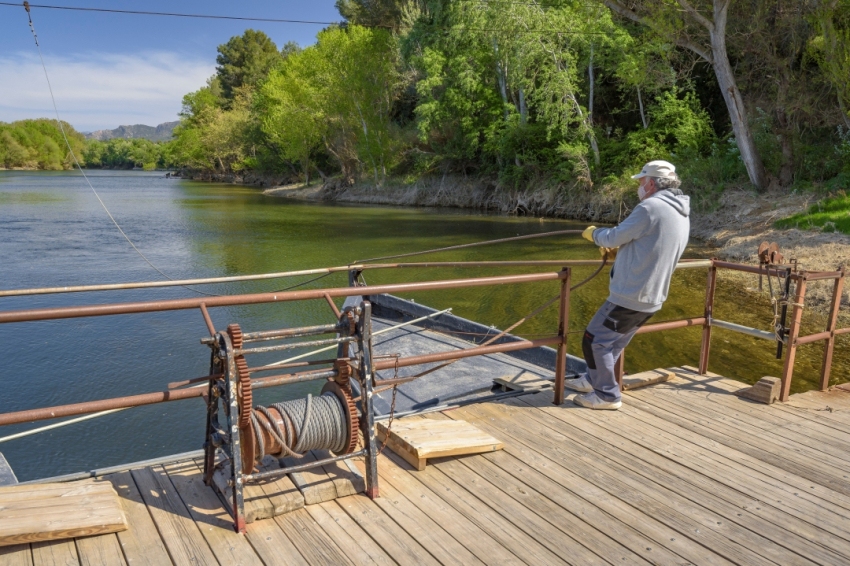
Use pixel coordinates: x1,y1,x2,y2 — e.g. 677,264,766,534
4,367,850,565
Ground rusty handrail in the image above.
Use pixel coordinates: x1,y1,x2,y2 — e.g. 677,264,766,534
0,272,565,324
0,259,711,298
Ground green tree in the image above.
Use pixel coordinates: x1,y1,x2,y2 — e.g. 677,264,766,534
216,30,281,104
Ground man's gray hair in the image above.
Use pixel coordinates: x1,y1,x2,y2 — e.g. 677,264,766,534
651,173,681,192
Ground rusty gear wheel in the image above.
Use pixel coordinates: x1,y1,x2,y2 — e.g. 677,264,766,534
321,381,359,455
227,324,253,430
334,359,351,387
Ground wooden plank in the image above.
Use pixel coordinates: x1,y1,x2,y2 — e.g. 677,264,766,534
104,472,171,566
305,502,395,566
667,369,850,455
314,450,365,498
163,460,264,566
0,480,127,547
274,509,355,566
244,515,309,566
382,450,570,566
212,459,274,523
443,406,732,566
514,394,850,564
679,365,850,433
0,545,33,566
428,411,682,565
630,381,850,486
281,451,338,505
460,400,778,566
376,419,502,471
568,391,850,557
623,389,850,516
75,535,126,566
335,495,442,566
621,368,673,390
131,466,218,565
368,471,486,566
253,456,305,516
643,374,850,468
493,371,553,392
431,453,631,566
376,450,524,565
31,540,79,566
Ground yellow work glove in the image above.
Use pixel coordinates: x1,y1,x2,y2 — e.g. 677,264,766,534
600,247,618,260
582,225,597,242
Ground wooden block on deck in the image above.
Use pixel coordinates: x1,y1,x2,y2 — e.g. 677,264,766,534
213,455,300,523
494,372,553,392
737,376,781,404
376,418,503,471
622,369,674,391
282,450,364,504
0,479,127,547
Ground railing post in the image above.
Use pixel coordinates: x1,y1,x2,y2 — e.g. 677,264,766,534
554,267,571,405
820,267,845,391
699,263,717,374
779,273,808,402
614,353,625,390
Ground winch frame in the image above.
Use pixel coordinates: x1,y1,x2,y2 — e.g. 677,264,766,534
201,300,381,533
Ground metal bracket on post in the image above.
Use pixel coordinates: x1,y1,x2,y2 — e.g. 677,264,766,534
357,300,380,499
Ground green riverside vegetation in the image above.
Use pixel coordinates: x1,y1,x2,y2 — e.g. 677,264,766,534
3,1,850,232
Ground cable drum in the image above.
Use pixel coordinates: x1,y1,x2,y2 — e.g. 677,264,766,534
250,391,350,461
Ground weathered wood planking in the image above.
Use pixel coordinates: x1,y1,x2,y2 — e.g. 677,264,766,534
376,418,503,471
493,371,553,392
0,480,127,548
164,460,264,566
211,455,304,523
282,449,364,504
105,471,171,566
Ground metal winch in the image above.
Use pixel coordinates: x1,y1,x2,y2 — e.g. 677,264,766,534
201,301,381,532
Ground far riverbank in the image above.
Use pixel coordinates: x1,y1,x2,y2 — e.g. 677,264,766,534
265,177,850,323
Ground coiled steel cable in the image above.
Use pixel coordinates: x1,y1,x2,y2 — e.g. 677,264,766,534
250,392,348,460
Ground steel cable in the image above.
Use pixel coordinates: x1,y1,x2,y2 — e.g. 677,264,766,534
250,392,348,461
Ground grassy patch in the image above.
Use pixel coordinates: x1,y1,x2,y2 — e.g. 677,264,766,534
774,194,850,234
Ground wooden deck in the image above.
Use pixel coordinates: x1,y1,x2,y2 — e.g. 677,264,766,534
4,367,850,566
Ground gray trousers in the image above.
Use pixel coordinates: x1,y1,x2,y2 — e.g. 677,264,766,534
582,301,654,402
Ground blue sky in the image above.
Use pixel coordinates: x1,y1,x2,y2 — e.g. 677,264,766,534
0,1,341,132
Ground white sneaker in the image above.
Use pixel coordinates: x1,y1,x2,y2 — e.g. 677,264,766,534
563,374,593,393
574,391,622,410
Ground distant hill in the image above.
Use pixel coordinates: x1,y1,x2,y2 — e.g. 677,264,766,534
85,121,179,142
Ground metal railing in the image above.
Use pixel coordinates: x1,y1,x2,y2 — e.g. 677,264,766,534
615,260,848,402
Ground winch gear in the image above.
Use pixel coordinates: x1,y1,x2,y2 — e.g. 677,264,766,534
227,323,253,429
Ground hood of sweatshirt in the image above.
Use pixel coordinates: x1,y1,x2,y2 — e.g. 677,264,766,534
652,190,690,217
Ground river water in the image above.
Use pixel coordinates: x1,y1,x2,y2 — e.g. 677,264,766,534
1,170,846,481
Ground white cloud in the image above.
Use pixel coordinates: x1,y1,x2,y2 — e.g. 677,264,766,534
0,51,214,132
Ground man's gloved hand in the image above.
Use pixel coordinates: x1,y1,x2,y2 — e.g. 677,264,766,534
600,247,618,260
582,226,597,242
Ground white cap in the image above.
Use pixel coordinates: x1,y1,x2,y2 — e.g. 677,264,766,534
631,160,676,180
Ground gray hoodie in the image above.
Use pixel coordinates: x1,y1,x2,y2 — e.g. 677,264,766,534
592,190,690,313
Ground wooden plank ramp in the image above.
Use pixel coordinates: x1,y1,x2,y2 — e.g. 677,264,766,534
11,369,850,565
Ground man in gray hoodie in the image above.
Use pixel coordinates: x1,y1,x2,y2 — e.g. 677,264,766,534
565,160,690,409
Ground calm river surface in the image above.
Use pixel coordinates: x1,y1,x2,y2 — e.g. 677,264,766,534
1,170,846,481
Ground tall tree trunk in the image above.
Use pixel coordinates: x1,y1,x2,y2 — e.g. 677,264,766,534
637,86,648,129
710,2,769,190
